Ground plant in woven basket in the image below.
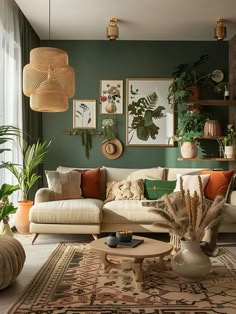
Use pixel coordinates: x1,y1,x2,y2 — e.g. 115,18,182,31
150,176,225,242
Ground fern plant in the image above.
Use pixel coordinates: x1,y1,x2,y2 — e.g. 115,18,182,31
128,89,166,144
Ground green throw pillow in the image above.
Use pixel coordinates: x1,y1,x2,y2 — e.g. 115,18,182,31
144,179,176,200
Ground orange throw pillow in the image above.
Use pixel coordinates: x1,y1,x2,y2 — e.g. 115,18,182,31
201,170,234,201
80,168,101,199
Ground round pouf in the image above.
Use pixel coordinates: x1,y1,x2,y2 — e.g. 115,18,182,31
0,235,26,290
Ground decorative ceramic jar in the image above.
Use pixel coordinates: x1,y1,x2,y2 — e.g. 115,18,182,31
171,240,212,280
224,146,235,159
0,235,25,290
180,142,198,158
204,120,222,137
116,230,133,242
106,233,119,248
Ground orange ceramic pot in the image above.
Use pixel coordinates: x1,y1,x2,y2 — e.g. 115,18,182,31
14,200,33,234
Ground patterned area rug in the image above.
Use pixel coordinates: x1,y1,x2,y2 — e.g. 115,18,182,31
7,242,236,314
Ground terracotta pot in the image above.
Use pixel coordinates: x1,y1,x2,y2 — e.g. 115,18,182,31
14,200,33,234
187,85,200,102
204,120,222,137
180,142,198,158
171,240,211,280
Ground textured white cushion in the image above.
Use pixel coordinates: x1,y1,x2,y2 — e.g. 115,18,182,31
166,168,207,181
45,170,82,200
174,174,210,196
126,168,165,181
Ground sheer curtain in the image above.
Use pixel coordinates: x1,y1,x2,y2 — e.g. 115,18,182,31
0,0,23,204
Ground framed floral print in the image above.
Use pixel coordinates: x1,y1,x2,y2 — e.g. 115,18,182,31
126,78,174,146
73,100,96,129
100,80,123,114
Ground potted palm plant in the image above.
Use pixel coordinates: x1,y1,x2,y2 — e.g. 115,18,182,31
3,140,51,234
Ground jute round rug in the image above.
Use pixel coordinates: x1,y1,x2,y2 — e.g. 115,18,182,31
6,243,236,314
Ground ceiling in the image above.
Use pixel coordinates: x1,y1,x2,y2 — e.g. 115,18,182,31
15,0,236,41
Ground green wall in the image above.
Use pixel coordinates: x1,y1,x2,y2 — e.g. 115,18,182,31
41,40,229,171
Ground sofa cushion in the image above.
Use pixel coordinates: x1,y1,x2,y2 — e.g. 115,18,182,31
126,168,165,181
144,179,176,200
30,199,103,224
166,168,207,181
102,200,160,223
45,170,82,200
201,170,234,201
57,166,107,200
73,168,101,199
174,174,210,196
102,167,139,182
105,180,145,203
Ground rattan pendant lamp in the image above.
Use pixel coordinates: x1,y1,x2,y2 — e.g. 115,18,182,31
23,0,75,112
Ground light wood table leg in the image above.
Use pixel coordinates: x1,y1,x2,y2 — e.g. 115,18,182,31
133,258,144,288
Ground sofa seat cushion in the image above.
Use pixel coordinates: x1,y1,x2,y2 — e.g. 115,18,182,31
30,199,103,224
102,200,160,224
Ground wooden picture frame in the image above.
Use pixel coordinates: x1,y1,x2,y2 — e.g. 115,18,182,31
73,100,96,129
126,78,174,146
100,80,123,114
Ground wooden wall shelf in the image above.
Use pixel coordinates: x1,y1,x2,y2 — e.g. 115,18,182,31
187,99,236,106
64,130,103,136
178,158,236,161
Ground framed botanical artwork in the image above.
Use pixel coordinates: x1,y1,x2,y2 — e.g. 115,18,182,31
126,78,174,146
73,100,96,129
100,80,123,114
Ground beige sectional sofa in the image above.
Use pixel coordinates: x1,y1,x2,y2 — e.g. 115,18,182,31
29,166,236,244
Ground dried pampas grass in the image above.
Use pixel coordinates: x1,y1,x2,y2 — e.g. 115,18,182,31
150,176,225,241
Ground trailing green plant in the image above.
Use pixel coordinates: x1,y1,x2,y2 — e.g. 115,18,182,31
81,130,92,159
3,140,51,202
168,54,213,109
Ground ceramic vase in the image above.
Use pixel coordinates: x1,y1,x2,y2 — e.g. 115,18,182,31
204,120,222,137
106,233,119,248
180,142,198,158
224,146,235,159
14,200,33,234
171,240,212,280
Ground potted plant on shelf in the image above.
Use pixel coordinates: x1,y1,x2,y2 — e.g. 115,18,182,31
3,140,51,234
168,54,214,110
223,124,236,159
171,111,207,158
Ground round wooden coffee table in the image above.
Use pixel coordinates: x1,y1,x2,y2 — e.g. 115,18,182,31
89,235,172,287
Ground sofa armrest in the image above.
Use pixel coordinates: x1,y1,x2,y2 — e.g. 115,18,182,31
227,190,236,206
35,188,56,203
